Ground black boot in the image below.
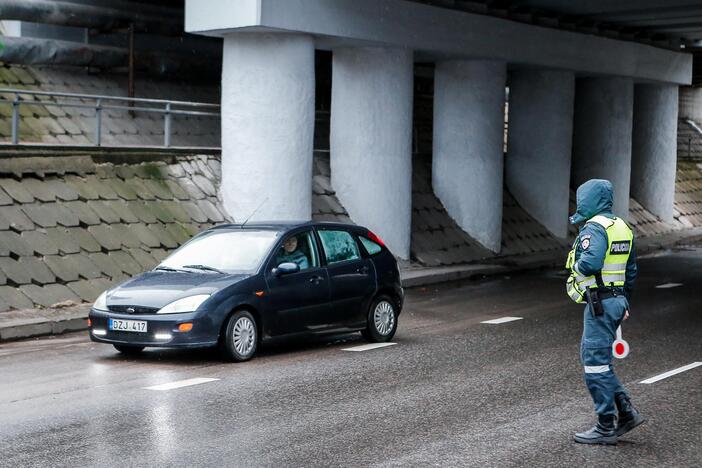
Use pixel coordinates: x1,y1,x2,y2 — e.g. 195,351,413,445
574,414,618,445
615,394,646,437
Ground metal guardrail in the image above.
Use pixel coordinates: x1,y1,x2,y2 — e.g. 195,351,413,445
0,88,220,148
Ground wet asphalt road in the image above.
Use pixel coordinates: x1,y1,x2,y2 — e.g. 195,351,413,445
0,249,701,467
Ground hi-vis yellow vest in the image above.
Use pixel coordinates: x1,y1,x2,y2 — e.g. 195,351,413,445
565,215,633,303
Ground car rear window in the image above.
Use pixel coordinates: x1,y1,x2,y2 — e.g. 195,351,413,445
318,230,361,264
359,236,382,255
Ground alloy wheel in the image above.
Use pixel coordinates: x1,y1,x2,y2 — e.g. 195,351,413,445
373,300,395,336
233,316,256,356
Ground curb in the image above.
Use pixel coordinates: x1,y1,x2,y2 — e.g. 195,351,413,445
0,304,91,342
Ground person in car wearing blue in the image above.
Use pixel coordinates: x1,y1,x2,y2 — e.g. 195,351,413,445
276,235,309,270
566,179,645,445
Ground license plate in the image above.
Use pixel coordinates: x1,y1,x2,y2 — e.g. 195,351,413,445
109,319,147,333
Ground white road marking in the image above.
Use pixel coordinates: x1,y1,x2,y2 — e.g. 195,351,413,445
639,362,702,384
144,377,220,391
655,282,683,289
481,317,523,324
342,342,397,352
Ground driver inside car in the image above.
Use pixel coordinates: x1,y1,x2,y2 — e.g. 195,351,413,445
276,235,309,270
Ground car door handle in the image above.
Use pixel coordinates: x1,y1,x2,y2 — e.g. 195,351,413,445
309,275,325,284
356,266,369,274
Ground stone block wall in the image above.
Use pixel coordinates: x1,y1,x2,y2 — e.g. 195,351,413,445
0,153,228,312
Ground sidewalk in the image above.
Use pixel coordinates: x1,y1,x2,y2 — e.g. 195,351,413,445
2,227,701,343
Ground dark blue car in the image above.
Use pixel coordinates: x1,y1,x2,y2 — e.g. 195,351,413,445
88,221,403,361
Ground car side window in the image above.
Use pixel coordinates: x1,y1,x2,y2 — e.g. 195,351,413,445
359,236,382,255
275,231,319,270
318,230,361,264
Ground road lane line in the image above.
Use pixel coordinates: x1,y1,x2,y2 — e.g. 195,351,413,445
481,317,523,324
342,343,397,352
144,378,220,391
639,362,702,384
655,282,683,289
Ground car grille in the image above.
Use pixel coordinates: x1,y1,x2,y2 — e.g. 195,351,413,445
107,305,159,314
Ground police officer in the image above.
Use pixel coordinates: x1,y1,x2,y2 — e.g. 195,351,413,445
566,179,645,445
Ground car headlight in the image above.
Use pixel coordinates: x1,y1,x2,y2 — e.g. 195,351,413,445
93,291,109,311
157,295,211,314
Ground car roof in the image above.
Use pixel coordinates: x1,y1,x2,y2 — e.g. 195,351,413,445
208,220,366,233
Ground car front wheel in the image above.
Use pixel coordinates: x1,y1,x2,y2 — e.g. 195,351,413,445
221,310,258,362
362,295,398,342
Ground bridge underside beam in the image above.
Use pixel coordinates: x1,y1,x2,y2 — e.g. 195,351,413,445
186,0,692,85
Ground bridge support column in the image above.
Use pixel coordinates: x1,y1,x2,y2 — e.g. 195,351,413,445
220,33,315,221
506,70,575,239
433,60,507,252
572,77,634,217
631,84,679,223
330,47,414,259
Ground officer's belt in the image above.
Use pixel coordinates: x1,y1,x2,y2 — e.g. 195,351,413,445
594,287,622,300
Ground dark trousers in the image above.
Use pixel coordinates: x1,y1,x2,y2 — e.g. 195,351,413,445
580,295,629,416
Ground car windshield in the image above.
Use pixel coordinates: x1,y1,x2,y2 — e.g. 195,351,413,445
158,229,279,274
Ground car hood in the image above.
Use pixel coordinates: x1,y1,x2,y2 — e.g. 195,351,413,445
106,271,250,310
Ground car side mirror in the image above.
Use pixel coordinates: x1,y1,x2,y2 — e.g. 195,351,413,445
272,262,299,277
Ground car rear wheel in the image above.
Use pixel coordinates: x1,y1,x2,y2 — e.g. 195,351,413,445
362,295,398,342
221,310,258,362
113,344,145,355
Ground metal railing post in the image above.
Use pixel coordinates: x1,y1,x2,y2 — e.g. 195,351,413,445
95,98,102,146
164,102,172,147
11,94,19,145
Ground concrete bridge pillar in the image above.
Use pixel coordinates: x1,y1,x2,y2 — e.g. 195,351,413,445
631,84,679,223
432,60,507,253
572,77,634,217
220,33,315,221
506,70,575,239
330,47,414,259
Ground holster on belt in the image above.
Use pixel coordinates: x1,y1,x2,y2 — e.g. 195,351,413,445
585,288,604,316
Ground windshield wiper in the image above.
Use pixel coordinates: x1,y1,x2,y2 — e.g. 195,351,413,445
154,266,181,272
182,264,225,274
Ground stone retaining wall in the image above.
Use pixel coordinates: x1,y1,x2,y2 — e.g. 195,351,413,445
0,153,227,312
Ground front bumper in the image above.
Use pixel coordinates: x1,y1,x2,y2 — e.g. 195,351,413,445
88,309,219,348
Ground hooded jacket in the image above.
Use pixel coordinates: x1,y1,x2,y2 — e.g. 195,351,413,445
570,179,637,300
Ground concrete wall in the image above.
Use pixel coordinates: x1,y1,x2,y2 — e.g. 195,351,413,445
330,47,414,258
631,84,679,222
220,33,315,222
432,60,507,253
506,70,575,239
572,77,634,217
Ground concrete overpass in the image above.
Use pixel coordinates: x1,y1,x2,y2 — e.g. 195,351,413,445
185,0,693,259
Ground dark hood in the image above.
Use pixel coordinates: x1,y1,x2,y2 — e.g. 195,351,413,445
106,271,250,309
569,179,614,224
